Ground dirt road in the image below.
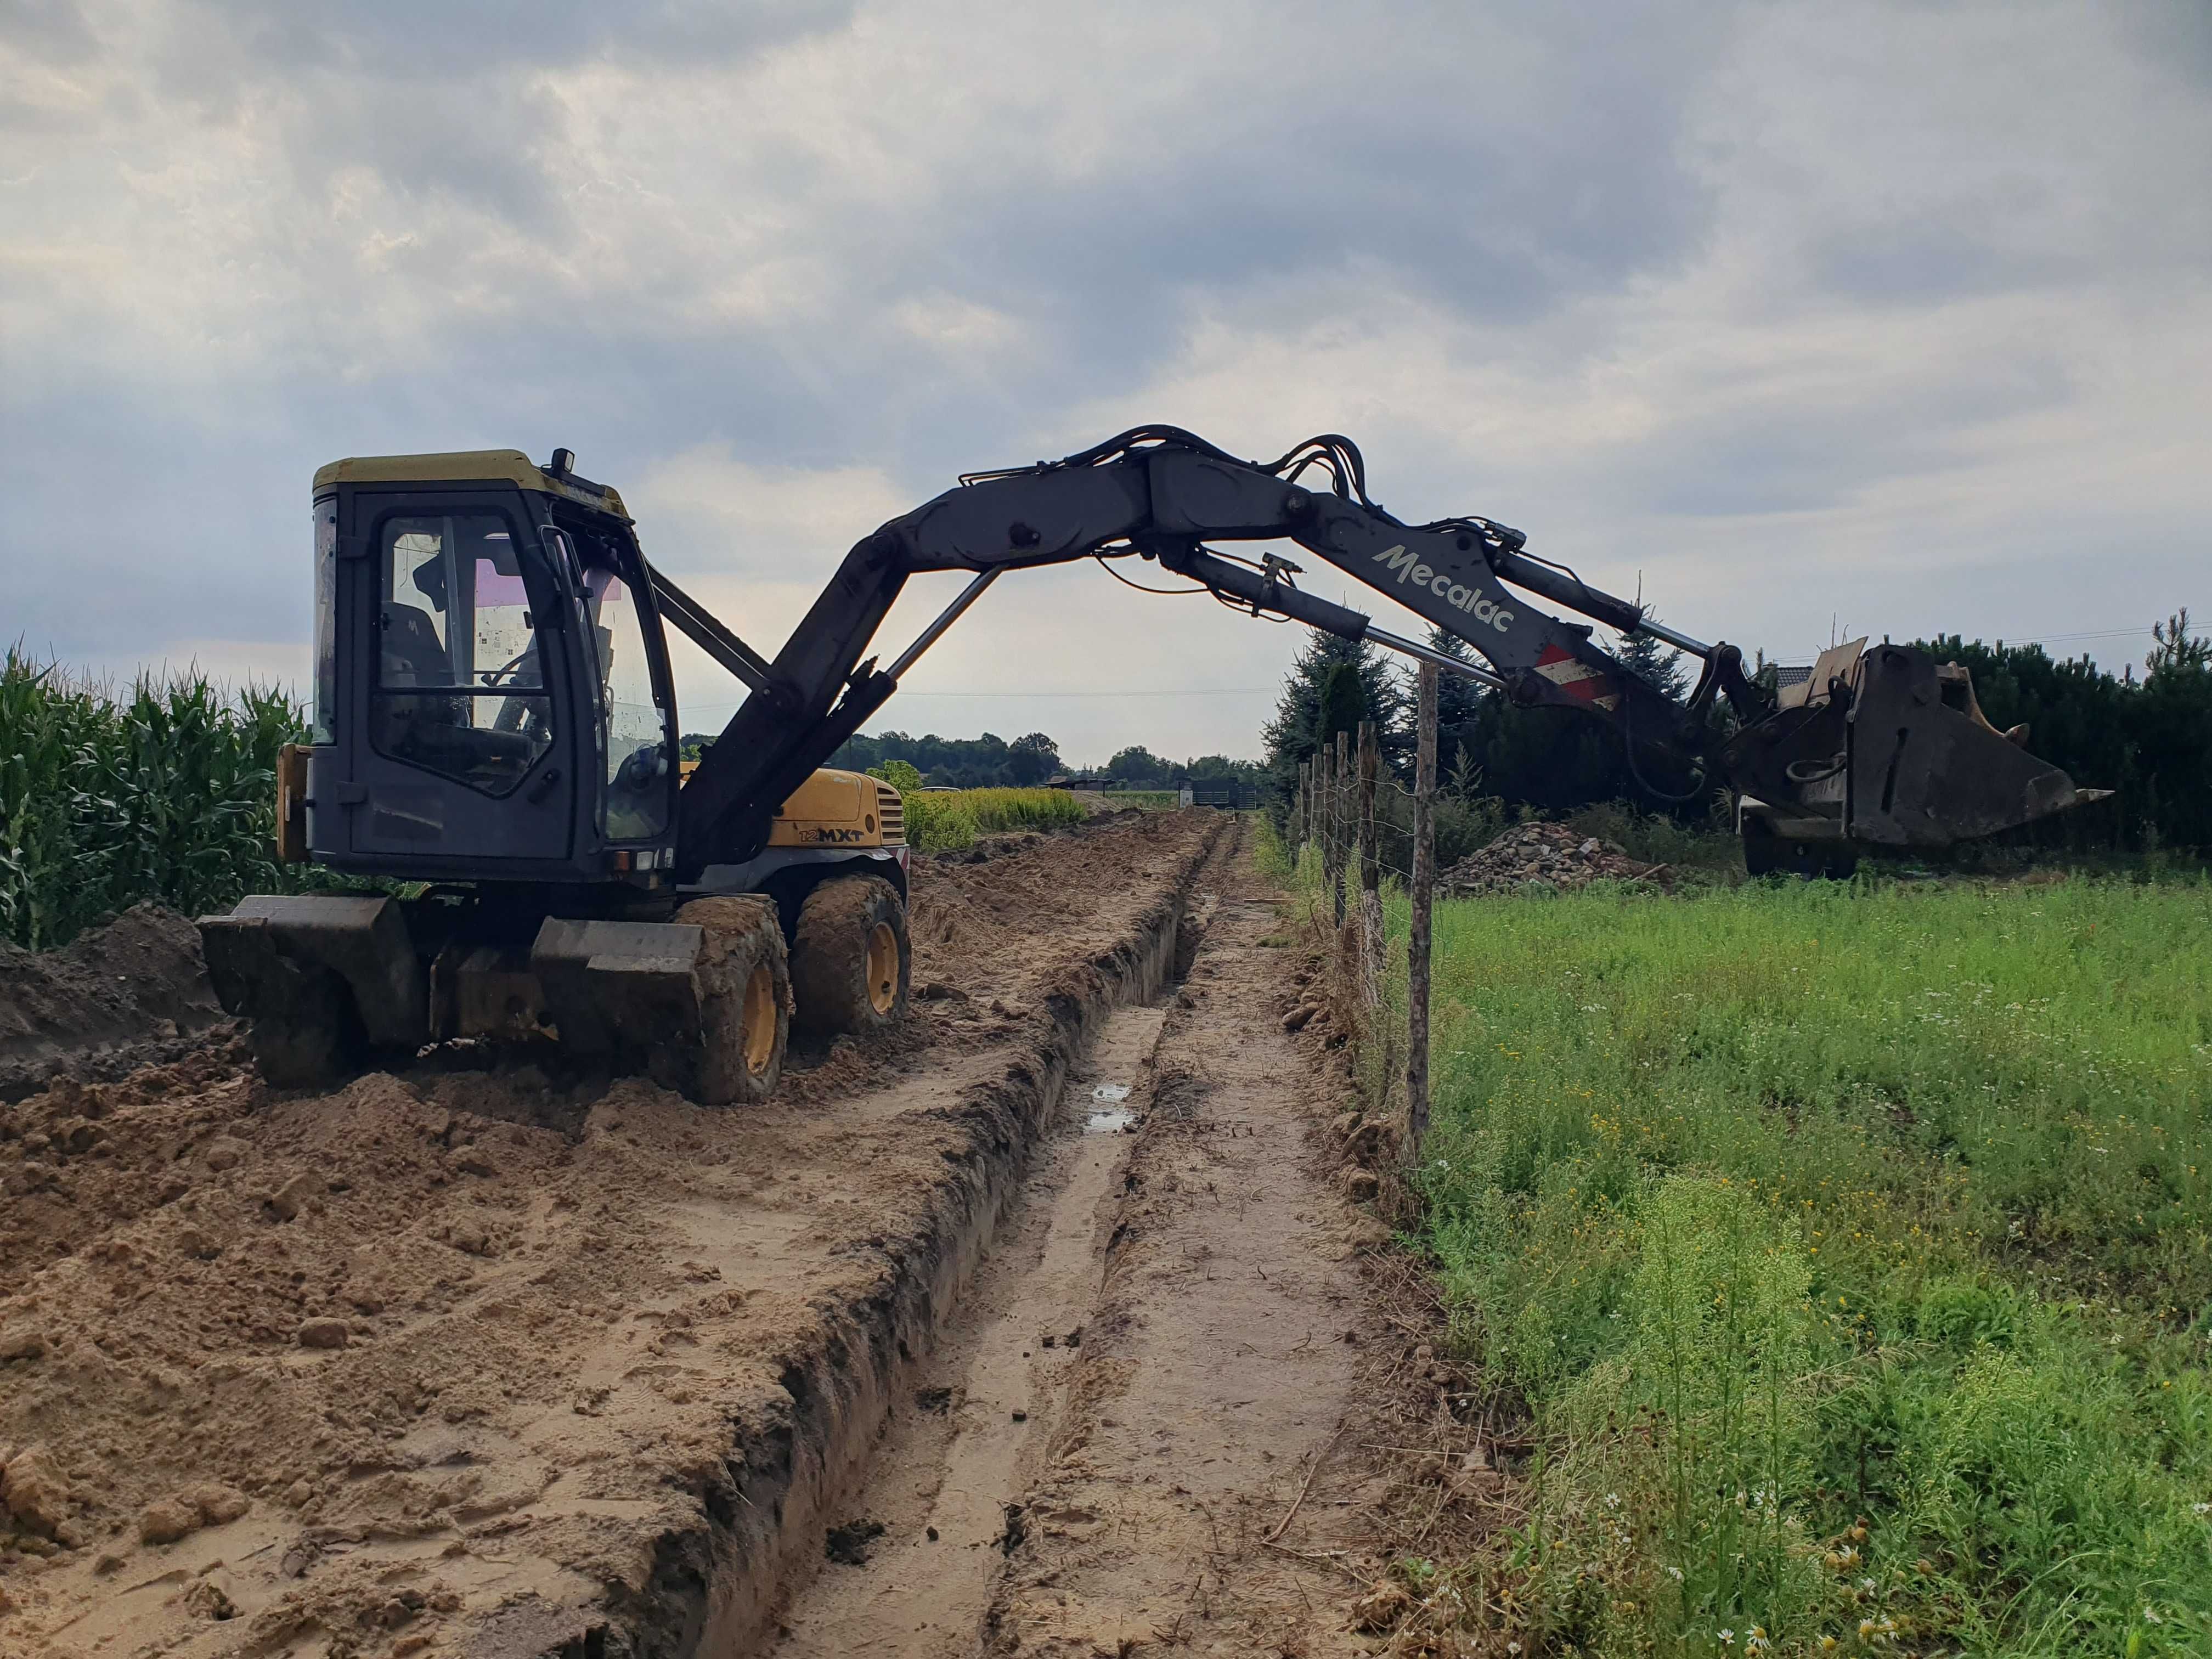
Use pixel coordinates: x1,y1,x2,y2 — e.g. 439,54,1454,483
2,812,1425,1657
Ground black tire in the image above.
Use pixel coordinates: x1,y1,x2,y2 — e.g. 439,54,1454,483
664,896,790,1105
238,946,363,1092
790,875,910,1039
249,964,365,1087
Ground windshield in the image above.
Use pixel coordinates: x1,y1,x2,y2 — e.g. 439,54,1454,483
369,511,554,795
579,553,673,842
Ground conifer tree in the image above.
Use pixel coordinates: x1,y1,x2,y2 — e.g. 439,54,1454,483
1261,631,1410,815
1612,623,1690,702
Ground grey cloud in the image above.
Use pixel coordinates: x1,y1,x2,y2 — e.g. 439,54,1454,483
4,0,2208,737
178,0,856,76
2115,0,2212,86
1805,210,2079,307
0,0,98,65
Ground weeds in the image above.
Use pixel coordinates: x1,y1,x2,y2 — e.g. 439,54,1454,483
1397,873,2212,1654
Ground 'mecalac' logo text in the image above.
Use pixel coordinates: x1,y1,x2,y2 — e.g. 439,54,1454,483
1372,545,1513,633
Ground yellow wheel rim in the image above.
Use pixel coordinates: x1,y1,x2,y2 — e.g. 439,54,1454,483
741,963,777,1075
866,922,900,1015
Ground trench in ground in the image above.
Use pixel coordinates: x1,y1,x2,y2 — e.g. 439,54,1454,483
757,831,1233,1656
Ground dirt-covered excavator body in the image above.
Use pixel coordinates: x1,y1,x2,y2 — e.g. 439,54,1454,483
201,448,909,1099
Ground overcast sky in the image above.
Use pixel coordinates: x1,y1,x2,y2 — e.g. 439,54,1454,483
5,0,2208,764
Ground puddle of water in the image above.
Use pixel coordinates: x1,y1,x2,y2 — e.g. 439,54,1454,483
1085,1082,1136,1134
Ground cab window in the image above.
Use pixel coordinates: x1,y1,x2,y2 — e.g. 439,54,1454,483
579,558,673,841
369,511,554,795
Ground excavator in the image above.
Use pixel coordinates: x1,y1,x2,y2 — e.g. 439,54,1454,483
197,426,2103,1103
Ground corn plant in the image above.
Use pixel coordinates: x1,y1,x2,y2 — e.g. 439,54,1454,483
0,647,306,949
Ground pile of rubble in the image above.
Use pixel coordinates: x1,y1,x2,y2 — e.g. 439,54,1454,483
1440,821,1665,896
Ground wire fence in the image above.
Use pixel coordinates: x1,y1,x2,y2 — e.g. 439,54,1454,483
1285,707,1444,1164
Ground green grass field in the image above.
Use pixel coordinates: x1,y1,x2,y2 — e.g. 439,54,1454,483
1298,842,2212,1656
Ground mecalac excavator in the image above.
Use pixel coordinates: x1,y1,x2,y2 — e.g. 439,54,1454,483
198,427,2103,1102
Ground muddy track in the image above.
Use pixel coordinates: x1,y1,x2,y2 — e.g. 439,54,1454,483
0,811,1228,1658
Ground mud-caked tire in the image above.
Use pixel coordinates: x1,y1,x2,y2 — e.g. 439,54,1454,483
663,896,791,1106
789,876,910,1039
248,965,365,1087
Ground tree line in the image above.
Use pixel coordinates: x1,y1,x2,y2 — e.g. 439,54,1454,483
679,727,1271,791
1260,610,2212,854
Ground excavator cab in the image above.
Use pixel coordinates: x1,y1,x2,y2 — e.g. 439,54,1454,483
307,449,680,888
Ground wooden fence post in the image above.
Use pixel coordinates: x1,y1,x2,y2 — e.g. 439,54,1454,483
1406,664,1437,1166
1331,730,1351,928
1313,748,1331,909
1357,720,1379,899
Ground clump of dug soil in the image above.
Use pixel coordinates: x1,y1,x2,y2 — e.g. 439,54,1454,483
0,903,223,1101
1441,820,1666,895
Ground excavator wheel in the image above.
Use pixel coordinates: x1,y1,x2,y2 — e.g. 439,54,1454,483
249,964,366,1087
789,875,910,1039
659,896,791,1106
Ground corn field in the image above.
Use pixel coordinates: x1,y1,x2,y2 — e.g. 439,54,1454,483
0,647,306,951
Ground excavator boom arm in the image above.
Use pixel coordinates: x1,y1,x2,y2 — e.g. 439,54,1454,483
675,426,2090,871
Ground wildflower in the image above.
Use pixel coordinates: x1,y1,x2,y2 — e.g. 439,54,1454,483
1719,1631,1735,1647
1667,1565,1685,1582
1819,1640,1838,1653
2194,1502,2211,1516
1604,1492,1621,1509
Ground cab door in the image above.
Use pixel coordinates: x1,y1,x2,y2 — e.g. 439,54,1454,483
341,491,575,864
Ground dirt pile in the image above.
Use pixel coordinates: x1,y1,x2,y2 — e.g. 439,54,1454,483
1440,820,1663,895
0,904,223,1102
0,811,1220,1659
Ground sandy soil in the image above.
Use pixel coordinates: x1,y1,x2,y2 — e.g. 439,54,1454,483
0,812,1218,1659
3,815,1507,1658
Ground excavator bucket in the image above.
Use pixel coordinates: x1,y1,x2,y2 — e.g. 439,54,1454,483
197,895,430,1084
1841,645,2106,847
1726,641,2108,859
